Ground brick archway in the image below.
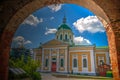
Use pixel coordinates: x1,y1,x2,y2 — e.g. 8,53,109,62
0,0,120,80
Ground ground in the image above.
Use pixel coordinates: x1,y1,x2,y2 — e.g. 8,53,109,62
41,73,113,80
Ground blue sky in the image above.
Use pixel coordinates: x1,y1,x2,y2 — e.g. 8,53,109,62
11,4,108,48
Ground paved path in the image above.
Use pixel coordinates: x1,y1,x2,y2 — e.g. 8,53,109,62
41,73,103,80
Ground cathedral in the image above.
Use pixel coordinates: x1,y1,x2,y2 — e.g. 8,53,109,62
33,16,110,75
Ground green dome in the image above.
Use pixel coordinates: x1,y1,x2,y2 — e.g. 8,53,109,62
58,23,72,31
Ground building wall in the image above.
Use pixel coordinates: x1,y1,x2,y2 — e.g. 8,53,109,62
95,48,110,68
69,46,96,75
33,45,110,75
41,46,68,73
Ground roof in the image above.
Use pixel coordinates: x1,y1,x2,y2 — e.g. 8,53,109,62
96,46,109,49
9,68,26,75
58,23,72,31
42,39,69,47
70,44,95,47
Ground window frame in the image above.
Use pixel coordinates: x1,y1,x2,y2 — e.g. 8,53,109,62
73,58,77,68
60,58,64,67
45,58,48,67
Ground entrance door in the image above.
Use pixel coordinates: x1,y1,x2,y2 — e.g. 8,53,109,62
51,62,56,72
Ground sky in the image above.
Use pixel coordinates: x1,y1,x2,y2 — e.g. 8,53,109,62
11,4,108,49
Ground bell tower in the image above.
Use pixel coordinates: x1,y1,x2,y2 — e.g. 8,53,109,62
55,16,74,45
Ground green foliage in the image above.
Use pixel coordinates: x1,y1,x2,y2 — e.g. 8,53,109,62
106,71,112,74
96,46,108,48
9,55,41,80
32,72,41,80
106,71,113,77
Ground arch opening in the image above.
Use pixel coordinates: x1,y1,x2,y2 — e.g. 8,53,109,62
0,0,120,80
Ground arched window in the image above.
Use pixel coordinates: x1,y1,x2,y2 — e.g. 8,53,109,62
100,60,104,65
65,34,67,40
73,58,77,67
60,58,64,67
45,59,48,67
83,58,87,68
60,34,62,40
70,35,71,39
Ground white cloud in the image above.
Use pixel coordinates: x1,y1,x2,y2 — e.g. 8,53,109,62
22,15,43,26
50,17,54,20
73,16,105,33
39,18,43,23
13,36,24,42
13,36,32,47
74,36,92,45
48,4,62,12
45,27,57,35
24,40,32,44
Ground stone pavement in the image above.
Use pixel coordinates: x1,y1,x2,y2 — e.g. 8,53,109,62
41,73,103,80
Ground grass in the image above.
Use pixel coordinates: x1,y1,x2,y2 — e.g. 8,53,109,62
52,73,113,80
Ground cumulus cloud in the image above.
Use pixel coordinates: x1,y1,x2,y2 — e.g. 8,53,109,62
74,36,92,45
13,36,24,42
22,15,43,26
50,17,54,20
48,4,62,12
73,16,105,33
45,27,57,35
13,36,32,47
24,40,32,44
39,18,43,23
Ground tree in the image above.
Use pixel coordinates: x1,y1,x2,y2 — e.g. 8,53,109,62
9,55,41,80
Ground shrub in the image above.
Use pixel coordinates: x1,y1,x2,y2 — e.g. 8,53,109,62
32,72,41,80
106,71,113,77
9,55,41,80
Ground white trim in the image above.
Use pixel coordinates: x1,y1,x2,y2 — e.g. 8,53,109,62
98,56,104,65
43,47,68,49
69,50,92,52
69,48,70,73
106,52,110,65
90,50,96,73
72,54,78,73
65,49,67,72
95,52,108,54
82,54,88,72
41,48,44,72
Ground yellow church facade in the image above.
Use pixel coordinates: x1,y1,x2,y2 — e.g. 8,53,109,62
33,16,110,75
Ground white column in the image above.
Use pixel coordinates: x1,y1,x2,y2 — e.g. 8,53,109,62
90,50,96,74
73,54,78,73
41,48,44,72
49,48,52,71
65,48,68,73
57,48,59,72
69,49,70,73
106,52,110,65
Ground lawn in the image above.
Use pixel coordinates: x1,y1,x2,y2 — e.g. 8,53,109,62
52,73,113,80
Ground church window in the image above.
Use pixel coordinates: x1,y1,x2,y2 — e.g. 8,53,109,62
52,58,56,61
98,56,104,65
60,34,62,40
83,58,87,68
70,35,71,39
73,58,77,67
100,60,104,65
65,34,67,40
45,58,48,67
60,58,64,67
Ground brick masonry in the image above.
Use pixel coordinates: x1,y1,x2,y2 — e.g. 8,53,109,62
0,0,120,80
